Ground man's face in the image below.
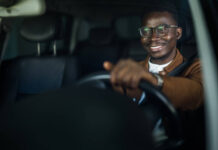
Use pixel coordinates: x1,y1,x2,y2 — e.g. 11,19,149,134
141,11,182,64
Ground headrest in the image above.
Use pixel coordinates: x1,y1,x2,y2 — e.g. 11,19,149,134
19,14,58,42
115,16,141,40
177,16,193,43
88,27,114,45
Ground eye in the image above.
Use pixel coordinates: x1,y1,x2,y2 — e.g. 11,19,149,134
156,25,166,33
142,27,151,35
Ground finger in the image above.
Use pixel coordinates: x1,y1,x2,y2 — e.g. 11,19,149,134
131,75,140,88
112,85,125,95
118,69,133,87
111,60,136,85
118,67,144,88
103,61,114,71
111,65,131,85
111,60,126,74
110,60,127,84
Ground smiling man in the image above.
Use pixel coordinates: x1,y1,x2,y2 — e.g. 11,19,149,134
104,6,204,110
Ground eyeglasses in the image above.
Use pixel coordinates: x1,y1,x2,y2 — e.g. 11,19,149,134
138,24,178,38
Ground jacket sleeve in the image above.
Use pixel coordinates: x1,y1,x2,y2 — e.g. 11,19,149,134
162,60,204,110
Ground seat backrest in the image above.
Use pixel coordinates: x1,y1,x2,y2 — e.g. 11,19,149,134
114,16,147,61
0,14,80,106
0,56,80,102
177,14,198,59
75,23,120,76
19,13,61,56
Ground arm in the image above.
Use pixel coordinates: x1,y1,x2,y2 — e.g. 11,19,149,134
103,59,204,110
103,59,159,100
162,60,204,110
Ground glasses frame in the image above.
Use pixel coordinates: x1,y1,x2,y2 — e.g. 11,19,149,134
138,24,178,38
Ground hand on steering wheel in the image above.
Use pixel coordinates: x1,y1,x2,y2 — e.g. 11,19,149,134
103,60,159,89
76,71,183,148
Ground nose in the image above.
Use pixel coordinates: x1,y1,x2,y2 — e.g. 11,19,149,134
151,29,160,41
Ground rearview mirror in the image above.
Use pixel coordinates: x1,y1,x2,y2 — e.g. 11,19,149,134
0,0,46,17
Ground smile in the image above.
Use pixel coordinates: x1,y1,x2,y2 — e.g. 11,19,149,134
150,45,165,52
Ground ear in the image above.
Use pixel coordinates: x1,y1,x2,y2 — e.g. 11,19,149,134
176,27,182,40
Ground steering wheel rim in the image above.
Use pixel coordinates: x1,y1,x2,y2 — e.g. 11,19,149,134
76,71,183,148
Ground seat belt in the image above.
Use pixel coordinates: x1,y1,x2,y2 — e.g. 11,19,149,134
168,53,198,77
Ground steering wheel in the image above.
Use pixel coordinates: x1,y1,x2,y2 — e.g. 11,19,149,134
76,71,183,149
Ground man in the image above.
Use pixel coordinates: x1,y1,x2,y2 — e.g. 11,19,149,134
103,7,203,110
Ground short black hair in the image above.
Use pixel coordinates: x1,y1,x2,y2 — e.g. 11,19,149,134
141,1,179,25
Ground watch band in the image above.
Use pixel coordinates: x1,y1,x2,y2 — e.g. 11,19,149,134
153,73,164,89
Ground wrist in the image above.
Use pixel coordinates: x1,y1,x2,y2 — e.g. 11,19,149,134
152,73,164,89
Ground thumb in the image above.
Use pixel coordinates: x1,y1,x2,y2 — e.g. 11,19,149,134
103,61,114,72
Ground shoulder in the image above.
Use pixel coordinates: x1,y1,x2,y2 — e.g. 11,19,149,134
139,60,145,66
183,58,202,76
189,58,201,70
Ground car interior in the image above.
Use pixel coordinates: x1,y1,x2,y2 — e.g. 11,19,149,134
0,0,211,150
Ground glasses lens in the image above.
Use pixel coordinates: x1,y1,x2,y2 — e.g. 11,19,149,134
139,24,174,37
156,25,167,35
140,27,151,37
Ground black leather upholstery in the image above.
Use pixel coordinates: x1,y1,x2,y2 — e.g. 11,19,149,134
75,27,120,76
114,16,147,61
89,28,115,45
0,56,80,104
177,17,197,59
19,14,59,42
0,14,80,106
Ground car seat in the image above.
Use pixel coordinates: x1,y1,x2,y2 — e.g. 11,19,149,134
75,25,120,77
0,13,80,107
114,15,147,61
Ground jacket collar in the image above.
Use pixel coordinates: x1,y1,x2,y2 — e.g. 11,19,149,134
143,49,184,75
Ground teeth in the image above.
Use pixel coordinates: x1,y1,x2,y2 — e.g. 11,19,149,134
151,46,162,48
